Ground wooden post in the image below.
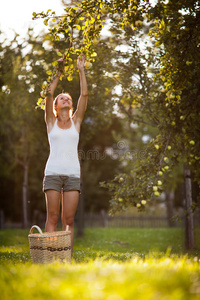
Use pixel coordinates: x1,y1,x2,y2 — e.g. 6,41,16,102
165,191,175,227
0,210,4,229
184,164,194,250
101,209,106,227
22,163,29,229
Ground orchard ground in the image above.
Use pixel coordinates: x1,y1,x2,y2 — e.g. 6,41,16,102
1,228,200,299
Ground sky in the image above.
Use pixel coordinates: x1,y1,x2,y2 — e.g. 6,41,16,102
0,0,65,40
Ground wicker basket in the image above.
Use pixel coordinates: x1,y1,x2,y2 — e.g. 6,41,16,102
28,225,71,263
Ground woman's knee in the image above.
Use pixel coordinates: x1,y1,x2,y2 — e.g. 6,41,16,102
62,216,74,226
48,213,59,225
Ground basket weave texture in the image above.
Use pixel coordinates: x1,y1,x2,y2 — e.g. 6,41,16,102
28,225,71,263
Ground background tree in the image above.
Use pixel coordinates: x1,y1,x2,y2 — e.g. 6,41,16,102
100,0,200,249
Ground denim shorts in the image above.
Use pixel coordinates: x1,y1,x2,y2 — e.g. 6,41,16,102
43,175,81,193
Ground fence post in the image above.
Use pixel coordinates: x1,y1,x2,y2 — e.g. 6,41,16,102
101,210,106,227
184,164,194,250
0,210,4,229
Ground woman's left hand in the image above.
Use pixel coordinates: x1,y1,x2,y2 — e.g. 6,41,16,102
57,58,65,73
77,54,85,70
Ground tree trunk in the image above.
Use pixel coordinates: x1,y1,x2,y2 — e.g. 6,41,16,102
184,164,194,250
165,190,175,227
22,163,29,229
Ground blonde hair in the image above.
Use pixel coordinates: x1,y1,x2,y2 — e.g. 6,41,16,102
53,93,73,117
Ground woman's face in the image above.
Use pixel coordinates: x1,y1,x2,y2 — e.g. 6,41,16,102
56,94,73,111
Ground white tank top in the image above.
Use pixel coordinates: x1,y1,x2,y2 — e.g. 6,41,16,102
44,118,80,177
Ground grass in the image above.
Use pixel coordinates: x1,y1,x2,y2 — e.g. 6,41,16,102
1,227,200,299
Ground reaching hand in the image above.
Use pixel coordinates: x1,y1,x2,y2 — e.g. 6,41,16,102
77,54,85,70
57,58,65,73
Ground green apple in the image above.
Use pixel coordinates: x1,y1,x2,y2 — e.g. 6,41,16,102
141,200,147,205
136,203,141,208
158,171,163,176
118,198,123,202
164,157,169,163
189,140,195,145
85,61,92,69
155,144,159,150
167,145,171,150
93,37,99,44
119,177,124,183
154,191,160,197
153,186,158,191
95,24,102,31
157,180,162,186
164,165,169,170
135,20,143,26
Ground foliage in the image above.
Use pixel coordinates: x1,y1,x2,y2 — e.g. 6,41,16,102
91,0,200,214
0,32,49,221
33,0,151,106
148,0,200,180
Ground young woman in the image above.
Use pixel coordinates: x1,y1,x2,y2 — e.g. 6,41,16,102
43,54,87,253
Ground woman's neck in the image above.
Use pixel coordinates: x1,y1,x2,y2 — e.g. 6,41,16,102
57,110,71,123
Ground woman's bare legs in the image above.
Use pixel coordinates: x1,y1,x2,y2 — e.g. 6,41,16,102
45,190,61,232
62,191,79,256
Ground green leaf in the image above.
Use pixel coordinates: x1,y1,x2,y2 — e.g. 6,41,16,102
37,98,45,110
44,19,48,26
52,61,58,67
64,66,69,72
46,70,52,75
91,52,97,57
67,75,73,81
32,12,37,18
57,52,63,56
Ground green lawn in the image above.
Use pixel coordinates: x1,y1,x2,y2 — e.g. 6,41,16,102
1,227,200,299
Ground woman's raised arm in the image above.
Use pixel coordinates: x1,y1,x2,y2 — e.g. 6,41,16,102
45,58,65,132
45,72,60,119
73,54,88,129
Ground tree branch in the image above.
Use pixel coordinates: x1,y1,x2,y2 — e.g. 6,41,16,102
118,101,157,127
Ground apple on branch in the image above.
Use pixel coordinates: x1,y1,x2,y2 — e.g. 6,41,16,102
85,61,92,69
